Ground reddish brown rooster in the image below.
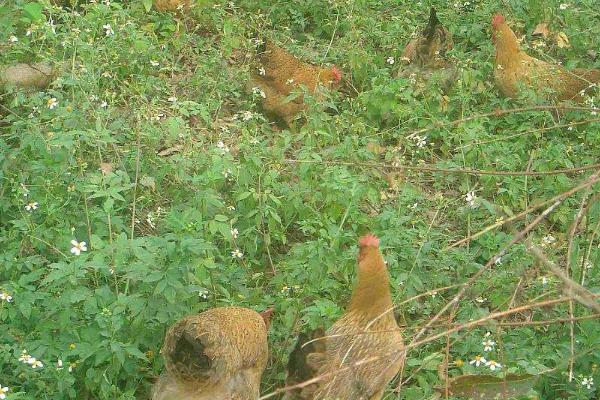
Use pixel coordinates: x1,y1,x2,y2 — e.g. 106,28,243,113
492,14,600,103
152,306,273,400
249,40,342,126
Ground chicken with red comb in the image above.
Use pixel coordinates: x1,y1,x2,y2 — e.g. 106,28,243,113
249,40,342,127
491,13,600,102
293,234,404,400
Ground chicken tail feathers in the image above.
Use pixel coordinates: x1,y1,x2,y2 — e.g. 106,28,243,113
424,7,441,41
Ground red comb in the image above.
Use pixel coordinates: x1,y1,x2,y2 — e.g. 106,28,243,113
359,234,379,248
491,14,505,28
331,65,342,82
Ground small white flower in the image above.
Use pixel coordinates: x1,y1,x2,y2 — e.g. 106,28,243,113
231,249,243,258
484,332,492,337
469,355,486,367
25,201,39,212
70,240,88,256
227,205,236,211
559,3,569,10
241,111,254,121
103,24,114,36
494,256,502,265
465,191,476,207
28,357,43,368
483,339,496,352
26,29,33,36
541,276,549,285
19,350,31,363
0,292,13,302
584,261,593,270
486,360,502,371
9,35,18,43
286,78,294,84
542,235,556,246
408,202,418,210
223,169,232,178
47,18,56,34
252,87,266,98
386,56,395,65
0,385,9,399
100,101,108,108
47,98,59,109
496,64,504,70
582,377,594,389
258,67,266,76
415,135,427,148
475,296,486,303
103,0,110,5
150,60,160,67
167,96,178,103
57,359,64,369
231,228,239,239
198,289,209,299
216,141,230,153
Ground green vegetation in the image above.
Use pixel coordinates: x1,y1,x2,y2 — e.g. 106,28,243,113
1,0,599,399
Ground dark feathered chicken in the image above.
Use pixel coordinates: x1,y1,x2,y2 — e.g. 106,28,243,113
398,8,457,93
282,328,326,400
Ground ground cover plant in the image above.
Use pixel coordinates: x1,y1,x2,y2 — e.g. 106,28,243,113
1,0,599,399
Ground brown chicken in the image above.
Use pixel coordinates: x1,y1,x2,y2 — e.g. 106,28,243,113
401,8,453,69
151,306,273,400
153,0,190,12
492,14,600,103
293,234,404,400
249,40,342,126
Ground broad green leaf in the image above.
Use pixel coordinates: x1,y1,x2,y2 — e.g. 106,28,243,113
440,374,539,399
22,2,43,21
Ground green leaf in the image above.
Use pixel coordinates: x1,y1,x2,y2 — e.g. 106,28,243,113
142,0,153,11
440,374,539,399
22,2,44,21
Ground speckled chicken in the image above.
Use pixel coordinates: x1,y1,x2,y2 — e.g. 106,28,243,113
153,0,190,12
300,234,404,400
249,40,342,126
492,14,600,103
398,8,457,93
151,306,273,400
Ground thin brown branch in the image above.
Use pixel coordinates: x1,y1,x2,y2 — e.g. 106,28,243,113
497,313,600,327
404,105,600,139
284,158,600,177
455,117,600,150
259,297,575,400
445,171,600,250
